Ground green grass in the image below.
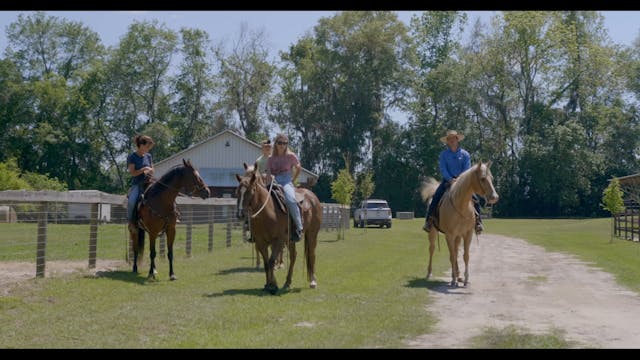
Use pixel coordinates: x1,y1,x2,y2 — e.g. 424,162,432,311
2,217,638,348
469,325,576,349
0,219,449,348
484,218,640,293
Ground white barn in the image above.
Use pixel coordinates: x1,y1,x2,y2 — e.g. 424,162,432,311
153,129,319,198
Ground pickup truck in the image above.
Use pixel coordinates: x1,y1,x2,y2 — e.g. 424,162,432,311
353,199,392,228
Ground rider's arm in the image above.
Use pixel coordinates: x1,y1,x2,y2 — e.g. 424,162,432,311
439,151,453,182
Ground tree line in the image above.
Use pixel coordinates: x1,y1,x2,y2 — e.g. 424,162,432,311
1,11,639,217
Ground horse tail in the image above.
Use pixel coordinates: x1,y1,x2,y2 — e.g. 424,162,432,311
420,177,439,204
135,228,145,267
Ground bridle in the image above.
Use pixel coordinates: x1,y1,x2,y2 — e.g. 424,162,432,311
237,175,274,220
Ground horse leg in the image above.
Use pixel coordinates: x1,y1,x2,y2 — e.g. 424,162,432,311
166,226,177,281
426,230,436,280
445,235,458,287
283,240,297,289
148,232,158,280
305,229,318,289
455,236,464,283
130,227,138,273
463,232,472,287
265,242,283,294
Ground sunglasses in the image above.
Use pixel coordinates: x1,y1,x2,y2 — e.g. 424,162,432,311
276,141,288,145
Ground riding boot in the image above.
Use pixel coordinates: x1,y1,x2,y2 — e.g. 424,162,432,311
422,216,434,232
291,227,303,242
128,221,137,233
475,215,484,234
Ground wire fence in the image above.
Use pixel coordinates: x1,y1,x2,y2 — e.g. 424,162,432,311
0,190,349,279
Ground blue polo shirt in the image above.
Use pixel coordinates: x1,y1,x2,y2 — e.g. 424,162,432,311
439,147,471,182
127,152,153,185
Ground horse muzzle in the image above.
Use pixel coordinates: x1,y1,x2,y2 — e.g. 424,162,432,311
486,193,499,205
199,187,211,200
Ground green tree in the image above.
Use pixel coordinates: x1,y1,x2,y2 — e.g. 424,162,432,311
170,28,220,151
214,23,275,142
357,170,375,228
331,164,355,240
601,177,625,243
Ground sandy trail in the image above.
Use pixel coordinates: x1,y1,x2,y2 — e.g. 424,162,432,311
406,233,640,348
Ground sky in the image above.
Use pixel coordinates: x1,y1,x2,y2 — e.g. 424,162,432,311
0,11,639,57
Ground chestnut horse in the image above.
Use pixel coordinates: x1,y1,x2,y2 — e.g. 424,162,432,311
421,161,499,287
235,167,322,294
241,163,283,270
130,159,210,280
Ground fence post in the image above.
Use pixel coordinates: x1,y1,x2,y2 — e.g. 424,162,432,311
185,204,193,257
226,205,232,248
208,205,214,253
36,202,48,278
88,202,98,269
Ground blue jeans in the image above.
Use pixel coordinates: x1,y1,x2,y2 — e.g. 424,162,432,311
275,173,303,231
127,183,143,221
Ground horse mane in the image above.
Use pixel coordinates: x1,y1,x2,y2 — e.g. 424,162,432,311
145,165,186,198
448,163,484,201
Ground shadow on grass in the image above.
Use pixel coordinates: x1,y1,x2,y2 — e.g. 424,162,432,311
204,286,302,298
216,266,262,275
87,270,148,285
405,277,471,295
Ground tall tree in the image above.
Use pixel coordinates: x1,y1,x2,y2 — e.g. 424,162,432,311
214,23,275,142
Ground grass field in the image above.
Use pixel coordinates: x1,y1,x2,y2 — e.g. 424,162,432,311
0,217,636,348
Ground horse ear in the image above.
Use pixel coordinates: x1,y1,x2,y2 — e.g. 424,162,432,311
235,174,242,182
250,170,258,183
486,160,492,169
183,158,188,167
243,162,248,170
254,161,258,171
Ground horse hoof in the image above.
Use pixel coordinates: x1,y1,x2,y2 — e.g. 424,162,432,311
457,277,464,283
170,275,177,281
426,272,432,280
450,281,458,288
269,286,279,295
310,280,317,289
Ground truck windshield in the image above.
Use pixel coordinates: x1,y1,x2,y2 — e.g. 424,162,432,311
366,202,387,209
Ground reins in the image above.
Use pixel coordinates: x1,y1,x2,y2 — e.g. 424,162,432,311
250,176,274,219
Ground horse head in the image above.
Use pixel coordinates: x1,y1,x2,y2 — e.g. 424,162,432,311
235,170,262,220
182,159,210,200
474,161,499,205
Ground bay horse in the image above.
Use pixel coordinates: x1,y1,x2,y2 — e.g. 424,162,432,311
420,161,499,287
130,159,210,280
235,165,322,294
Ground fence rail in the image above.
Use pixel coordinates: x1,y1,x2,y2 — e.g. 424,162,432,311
0,190,347,279
614,206,640,242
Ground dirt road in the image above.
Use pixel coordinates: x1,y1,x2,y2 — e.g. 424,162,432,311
406,234,640,349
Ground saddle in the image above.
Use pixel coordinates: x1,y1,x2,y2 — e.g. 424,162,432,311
267,180,314,219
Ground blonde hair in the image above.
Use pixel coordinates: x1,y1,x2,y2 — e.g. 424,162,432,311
272,133,294,156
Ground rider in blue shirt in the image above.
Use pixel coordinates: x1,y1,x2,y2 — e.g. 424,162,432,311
423,130,484,234
127,134,154,230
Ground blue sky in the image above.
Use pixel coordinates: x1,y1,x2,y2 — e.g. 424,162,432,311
1,11,639,57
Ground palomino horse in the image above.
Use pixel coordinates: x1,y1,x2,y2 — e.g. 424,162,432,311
241,163,283,270
130,159,210,280
421,161,499,287
235,166,322,294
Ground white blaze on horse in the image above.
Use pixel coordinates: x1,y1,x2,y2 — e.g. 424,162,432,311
421,161,499,287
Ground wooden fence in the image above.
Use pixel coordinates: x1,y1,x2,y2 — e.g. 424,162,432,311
614,205,640,242
0,190,347,279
